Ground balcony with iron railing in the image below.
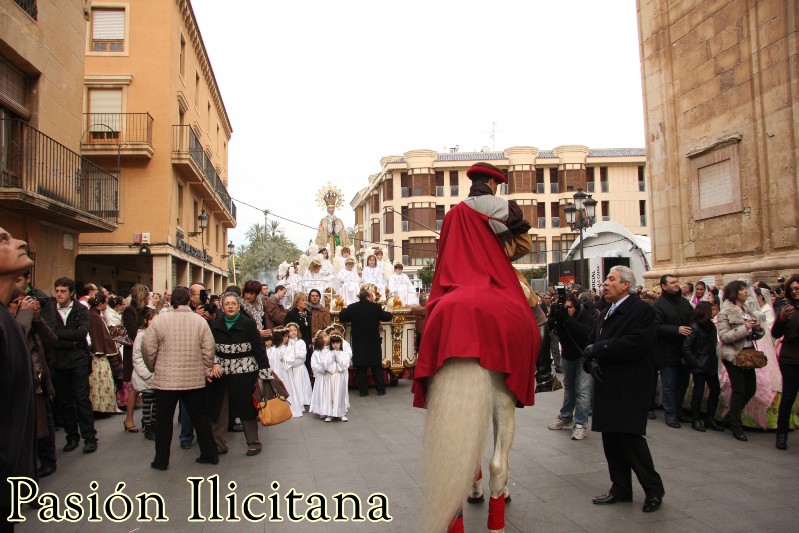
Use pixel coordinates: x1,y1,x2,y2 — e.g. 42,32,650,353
172,125,236,224
536,183,545,194
586,181,595,193
551,216,561,228
537,217,547,229
81,113,154,159
1,118,118,232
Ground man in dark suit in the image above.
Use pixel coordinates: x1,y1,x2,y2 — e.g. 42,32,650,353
339,289,392,397
654,274,694,428
583,265,665,513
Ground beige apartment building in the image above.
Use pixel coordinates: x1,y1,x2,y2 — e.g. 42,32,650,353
1,0,118,290
637,0,798,283
351,146,649,277
77,0,235,294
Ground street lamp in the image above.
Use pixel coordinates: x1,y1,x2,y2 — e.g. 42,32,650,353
81,122,122,181
234,261,242,287
188,209,209,237
221,240,235,259
564,187,598,286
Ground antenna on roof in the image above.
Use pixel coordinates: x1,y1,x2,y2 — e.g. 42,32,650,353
449,145,459,153
490,121,498,150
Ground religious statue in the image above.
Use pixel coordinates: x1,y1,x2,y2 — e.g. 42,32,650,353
315,183,350,255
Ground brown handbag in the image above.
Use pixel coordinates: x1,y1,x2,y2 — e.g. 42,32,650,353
734,347,767,369
108,325,133,346
252,376,292,427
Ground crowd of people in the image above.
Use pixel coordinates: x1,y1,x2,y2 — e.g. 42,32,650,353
0,224,408,529
2,205,799,527
537,272,799,450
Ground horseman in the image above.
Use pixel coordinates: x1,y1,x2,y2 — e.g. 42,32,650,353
413,162,541,533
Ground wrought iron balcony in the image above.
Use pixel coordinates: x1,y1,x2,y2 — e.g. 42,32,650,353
171,125,236,223
81,113,154,159
0,118,118,231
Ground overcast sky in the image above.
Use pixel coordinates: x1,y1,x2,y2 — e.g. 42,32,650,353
191,0,645,249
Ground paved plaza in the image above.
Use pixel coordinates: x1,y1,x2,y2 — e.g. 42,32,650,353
16,379,799,533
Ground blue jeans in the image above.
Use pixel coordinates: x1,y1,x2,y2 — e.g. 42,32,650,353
179,400,194,443
660,365,690,421
558,357,593,426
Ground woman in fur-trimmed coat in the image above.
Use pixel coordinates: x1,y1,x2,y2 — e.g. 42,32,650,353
208,293,270,456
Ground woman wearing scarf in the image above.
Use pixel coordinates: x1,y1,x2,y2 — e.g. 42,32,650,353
208,293,270,456
239,280,270,336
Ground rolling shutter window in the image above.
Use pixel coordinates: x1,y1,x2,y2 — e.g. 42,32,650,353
88,89,122,132
92,9,125,41
0,57,30,120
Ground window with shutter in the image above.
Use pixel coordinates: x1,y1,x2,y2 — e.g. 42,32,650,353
0,57,30,120
92,8,125,52
87,89,122,139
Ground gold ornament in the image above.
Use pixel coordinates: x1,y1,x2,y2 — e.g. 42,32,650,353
315,183,345,210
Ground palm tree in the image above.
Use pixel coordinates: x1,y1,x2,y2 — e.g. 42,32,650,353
266,219,284,239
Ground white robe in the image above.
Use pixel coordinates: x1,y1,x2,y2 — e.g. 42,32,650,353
270,345,303,418
327,348,351,418
362,266,386,300
283,339,313,411
309,349,332,417
389,272,418,306
337,268,361,307
302,271,328,295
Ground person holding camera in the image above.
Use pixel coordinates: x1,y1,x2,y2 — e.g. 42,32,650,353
547,294,595,440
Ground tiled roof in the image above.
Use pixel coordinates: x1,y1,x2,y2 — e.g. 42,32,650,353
587,148,646,157
386,148,645,165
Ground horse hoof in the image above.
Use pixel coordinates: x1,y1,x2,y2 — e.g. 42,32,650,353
466,494,485,504
504,495,511,503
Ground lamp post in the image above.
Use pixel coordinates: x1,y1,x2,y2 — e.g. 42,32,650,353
188,209,209,237
563,188,598,287
234,261,242,287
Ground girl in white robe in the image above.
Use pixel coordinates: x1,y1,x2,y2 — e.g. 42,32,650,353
284,323,313,409
325,324,353,410
302,261,328,295
309,332,333,420
362,255,385,300
270,328,302,418
337,259,361,307
326,334,351,420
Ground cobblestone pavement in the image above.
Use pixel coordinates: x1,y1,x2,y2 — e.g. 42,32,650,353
16,379,799,532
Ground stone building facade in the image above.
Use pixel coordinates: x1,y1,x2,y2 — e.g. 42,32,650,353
638,0,798,284
0,0,118,290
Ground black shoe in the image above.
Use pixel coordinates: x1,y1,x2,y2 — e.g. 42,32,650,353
83,441,98,454
228,421,244,432
705,418,724,432
776,433,788,450
63,440,79,452
36,463,57,479
732,428,748,441
359,392,369,397
196,456,219,465
642,496,663,513
377,390,386,396
648,411,656,420
592,493,632,505
691,419,706,432
144,428,156,441
665,419,681,429
677,414,692,423
246,448,261,456
180,441,192,449
150,462,168,471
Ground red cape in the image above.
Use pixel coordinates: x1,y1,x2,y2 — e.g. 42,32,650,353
412,201,540,408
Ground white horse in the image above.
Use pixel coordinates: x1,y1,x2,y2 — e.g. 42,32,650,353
421,358,517,533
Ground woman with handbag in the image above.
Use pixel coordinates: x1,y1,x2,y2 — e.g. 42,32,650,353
87,294,124,415
717,280,765,441
772,275,799,450
208,293,270,456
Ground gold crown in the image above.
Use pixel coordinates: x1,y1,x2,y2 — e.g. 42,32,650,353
316,183,344,209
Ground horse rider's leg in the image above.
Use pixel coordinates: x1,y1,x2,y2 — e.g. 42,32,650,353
487,372,516,533
467,467,485,503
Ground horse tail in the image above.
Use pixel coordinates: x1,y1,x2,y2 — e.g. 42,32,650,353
420,358,493,533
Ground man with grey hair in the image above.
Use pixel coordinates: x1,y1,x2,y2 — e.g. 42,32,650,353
582,265,665,513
